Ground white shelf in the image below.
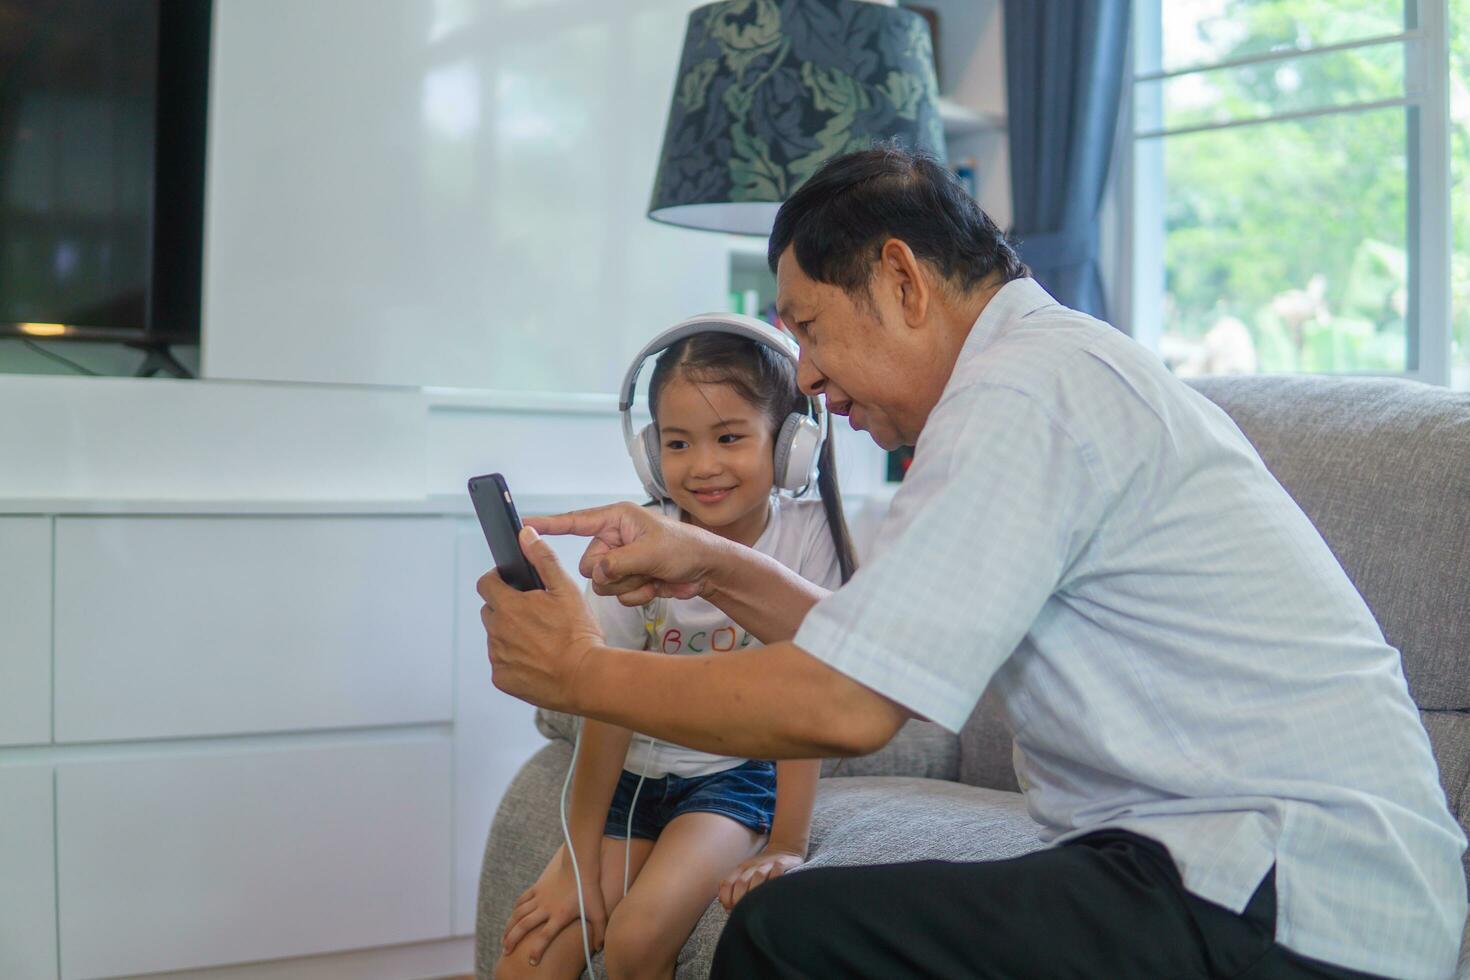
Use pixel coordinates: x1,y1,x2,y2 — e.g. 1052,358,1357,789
425,386,621,416
0,493,614,517
938,96,1005,138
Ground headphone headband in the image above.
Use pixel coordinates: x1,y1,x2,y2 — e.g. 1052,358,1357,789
618,312,824,449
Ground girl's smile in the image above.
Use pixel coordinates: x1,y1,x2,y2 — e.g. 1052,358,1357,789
689,486,735,505
654,376,777,549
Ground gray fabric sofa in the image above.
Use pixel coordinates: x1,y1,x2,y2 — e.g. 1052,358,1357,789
476,375,1470,979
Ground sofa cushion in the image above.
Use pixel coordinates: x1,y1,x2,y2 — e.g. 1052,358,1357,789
821,720,960,780
803,776,1045,866
959,688,1022,793
676,776,1047,976
1187,376,1470,711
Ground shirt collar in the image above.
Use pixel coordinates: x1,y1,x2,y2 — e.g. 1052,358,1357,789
957,276,1060,364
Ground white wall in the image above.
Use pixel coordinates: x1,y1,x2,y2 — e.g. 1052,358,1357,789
2,0,988,507
0,375,426,500
202,0,730,393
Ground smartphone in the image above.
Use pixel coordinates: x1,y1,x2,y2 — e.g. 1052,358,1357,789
468,473,545,591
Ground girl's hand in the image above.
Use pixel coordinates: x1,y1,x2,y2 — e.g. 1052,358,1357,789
718,847,805,911
501,848,607,965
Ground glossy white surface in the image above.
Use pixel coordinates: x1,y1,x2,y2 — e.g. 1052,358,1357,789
0,493,587,516
0,497,469,516
0,375,426,500
55,736,453,979
428,399,647,499
0,518,52,746
0,766,57,980
203,0,728,391
53,517,455,742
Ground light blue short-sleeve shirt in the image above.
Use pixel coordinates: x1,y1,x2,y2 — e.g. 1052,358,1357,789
795,278,1467,979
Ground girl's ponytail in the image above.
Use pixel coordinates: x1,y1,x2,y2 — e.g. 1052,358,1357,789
815,410,859,584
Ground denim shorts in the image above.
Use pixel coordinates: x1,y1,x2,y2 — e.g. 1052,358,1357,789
603,759,776,840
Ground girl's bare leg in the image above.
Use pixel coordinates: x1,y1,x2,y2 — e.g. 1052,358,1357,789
602,813,764,980
494,836,657,980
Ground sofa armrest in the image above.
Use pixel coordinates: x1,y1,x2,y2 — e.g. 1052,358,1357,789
474,732,732,980
535,706,578,744
821,719,960,781
475,739,574,979
958,690,1021,793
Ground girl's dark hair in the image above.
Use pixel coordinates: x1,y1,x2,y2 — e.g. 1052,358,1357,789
768,141,1027,302
648,332,858,584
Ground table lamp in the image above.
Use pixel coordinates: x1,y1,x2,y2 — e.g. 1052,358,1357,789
649,0,947,236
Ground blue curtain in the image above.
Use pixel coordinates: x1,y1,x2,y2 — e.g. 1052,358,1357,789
1004,0,1130,319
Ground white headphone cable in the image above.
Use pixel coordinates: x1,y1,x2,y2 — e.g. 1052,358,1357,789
555,583,668,973
558,726,596,979
623,735,656,897
624,591,668,895
558,726,657,978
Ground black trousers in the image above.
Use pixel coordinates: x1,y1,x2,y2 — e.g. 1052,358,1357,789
710,830,1383,979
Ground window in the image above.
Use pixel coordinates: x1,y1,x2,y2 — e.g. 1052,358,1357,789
1123,0,1468,386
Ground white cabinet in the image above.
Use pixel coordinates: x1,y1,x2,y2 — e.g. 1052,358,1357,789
0,766,57,980
0,518,52,746
53,517,455,742
3,483,615,975
55,736,453,979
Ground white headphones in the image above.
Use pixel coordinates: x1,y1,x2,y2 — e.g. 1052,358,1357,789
620,313,828,500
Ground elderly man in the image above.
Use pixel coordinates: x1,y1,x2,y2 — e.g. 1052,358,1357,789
478,146,1466,979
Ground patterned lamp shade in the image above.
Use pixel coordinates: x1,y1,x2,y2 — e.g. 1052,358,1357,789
649,0,947,236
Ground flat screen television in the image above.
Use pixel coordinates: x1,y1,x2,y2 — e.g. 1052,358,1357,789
0,0,211,354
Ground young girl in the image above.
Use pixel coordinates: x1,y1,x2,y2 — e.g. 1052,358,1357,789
494,330,858,980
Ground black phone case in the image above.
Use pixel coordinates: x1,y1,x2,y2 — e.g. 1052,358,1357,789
468,473,545,591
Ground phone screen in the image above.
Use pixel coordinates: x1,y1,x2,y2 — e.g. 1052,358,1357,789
468,473,545,591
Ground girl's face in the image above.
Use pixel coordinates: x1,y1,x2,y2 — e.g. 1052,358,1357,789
655,376,777,543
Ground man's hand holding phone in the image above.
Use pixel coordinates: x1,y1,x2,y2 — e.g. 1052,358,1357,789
477,524,604,712
473,487,734,712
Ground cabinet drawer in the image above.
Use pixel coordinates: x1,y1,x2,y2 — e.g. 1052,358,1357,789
0,766,57,979
54,516,454,741
0,518,52,746
56,736,452,979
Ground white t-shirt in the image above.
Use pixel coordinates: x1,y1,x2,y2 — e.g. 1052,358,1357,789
589,494,843,778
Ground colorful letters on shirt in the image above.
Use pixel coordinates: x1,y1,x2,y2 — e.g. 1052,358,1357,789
658,625,755,654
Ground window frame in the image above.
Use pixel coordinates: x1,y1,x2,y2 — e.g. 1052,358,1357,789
1109,0,1455,386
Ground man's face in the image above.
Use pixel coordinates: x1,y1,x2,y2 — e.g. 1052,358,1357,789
775,245,924,451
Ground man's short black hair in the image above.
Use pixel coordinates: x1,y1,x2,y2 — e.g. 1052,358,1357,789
767,142,1027,301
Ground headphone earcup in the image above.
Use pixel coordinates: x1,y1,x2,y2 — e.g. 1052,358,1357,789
644,428,666,498
628,425,668,499
774,413,824,496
